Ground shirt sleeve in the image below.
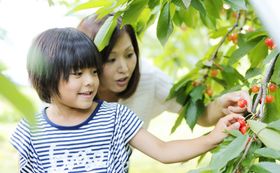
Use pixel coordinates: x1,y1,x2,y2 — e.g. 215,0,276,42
117,104,143,144
10,119,33,171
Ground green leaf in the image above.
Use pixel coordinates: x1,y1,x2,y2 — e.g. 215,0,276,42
172,0,191,9
190,85,205,102
254,148,280,160
267,119,280,132
247,120,280,150
209,134,248,170
245,67,262,79
188,167,219,173
171,110,184,133
270,53,280,84
204,0,222,18
191,0,206,17
122,0,148,25
263,89,280,123
0,74,36,123
228,37,260,65
209,27,228,39
185,100,204,129
248,38,268,67
250,162,280,173
67,0,113,14
224,0,247,10
148,0,160,9
157,2,174,45
244,29,267,41
94,15,118,51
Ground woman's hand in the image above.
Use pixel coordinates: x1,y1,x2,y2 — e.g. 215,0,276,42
198,90,251,126
218,90,252,115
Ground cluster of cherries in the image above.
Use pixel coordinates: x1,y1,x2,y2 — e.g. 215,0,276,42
237,99,248,134
250,83,277,103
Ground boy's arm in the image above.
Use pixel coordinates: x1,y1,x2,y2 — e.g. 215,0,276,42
129,113,242,163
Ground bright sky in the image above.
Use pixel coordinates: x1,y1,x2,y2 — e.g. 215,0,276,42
0,0,80,86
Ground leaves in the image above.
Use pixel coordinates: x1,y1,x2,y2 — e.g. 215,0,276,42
209,134,248,170
250,162,280,173
157,2,174,46
254,148,280,160
247,120,280,150
94,15,118,51
122,0,148,25
0,74,36,123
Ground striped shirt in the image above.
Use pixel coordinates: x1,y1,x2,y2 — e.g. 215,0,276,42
10,100,143,173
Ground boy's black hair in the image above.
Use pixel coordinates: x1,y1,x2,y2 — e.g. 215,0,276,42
77,14,140,99
27,27,102,103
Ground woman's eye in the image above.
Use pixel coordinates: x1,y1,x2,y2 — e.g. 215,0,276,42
126,53,134,58
107,58,116,63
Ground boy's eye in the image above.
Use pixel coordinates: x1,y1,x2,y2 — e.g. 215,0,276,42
71,71,82,76
92,69,98,74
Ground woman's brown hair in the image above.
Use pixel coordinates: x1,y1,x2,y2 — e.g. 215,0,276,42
77,14,140,99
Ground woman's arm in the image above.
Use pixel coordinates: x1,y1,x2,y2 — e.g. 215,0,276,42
129,113,242,163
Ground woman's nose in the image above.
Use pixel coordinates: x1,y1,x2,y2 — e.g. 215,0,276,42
117,58,128,73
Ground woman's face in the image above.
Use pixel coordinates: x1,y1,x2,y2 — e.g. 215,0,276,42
99,31,137,94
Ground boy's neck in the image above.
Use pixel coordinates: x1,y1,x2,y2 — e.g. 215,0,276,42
46,102,98,126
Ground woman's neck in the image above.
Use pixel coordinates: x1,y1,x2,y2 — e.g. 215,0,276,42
97,88,119,102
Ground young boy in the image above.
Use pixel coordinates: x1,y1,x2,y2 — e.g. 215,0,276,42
11,27,243,173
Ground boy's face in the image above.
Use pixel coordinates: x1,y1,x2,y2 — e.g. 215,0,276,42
52,68,99,110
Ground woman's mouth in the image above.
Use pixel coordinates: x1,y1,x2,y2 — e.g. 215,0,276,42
116,77,129,87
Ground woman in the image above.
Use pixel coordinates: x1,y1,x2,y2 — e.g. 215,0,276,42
77,14,251,128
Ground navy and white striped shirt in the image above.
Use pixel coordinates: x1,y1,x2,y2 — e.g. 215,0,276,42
11,100,143,173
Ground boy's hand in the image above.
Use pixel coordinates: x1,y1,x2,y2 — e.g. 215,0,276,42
209,113,244,145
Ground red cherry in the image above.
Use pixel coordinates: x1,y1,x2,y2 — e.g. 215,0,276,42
210,69,219,77
228,33,238,44
206,87,213,97
240,126,247,134
265,38,275,50
251,85,260,93
238,99,247,108
237,118,246,127
265,95,274,103
268,83,278,92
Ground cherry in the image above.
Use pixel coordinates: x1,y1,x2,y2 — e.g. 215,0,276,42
268,83,277,92
228,33,238,44
192,80,201,87
251,85,260,93
237,118,246,127
205,87,213,97
265,38,275,50
265,95,274,103
238,99,247,108
240,126,247,135
210,69,219,77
